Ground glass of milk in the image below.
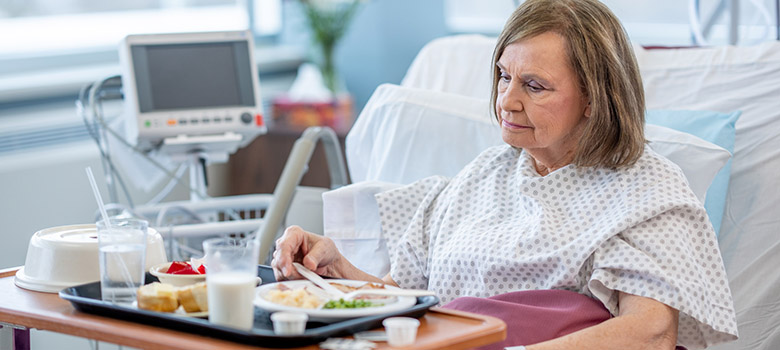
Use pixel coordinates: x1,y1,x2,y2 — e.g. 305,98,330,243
203,237,259,330
97,218,148,305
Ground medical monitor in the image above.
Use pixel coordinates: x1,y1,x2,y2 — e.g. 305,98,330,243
120,31,266,154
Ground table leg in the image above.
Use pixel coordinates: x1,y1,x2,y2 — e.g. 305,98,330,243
14,328,30,350
0,322,30,350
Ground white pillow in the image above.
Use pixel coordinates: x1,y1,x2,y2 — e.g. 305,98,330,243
346,84,503,184
645,124,730,203
346,84,729,202
401,34,496,100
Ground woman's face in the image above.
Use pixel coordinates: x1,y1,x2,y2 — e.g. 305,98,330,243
496,32,590,166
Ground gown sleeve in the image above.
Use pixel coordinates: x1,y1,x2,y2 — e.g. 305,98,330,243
588,204,739,349
375,175,450,290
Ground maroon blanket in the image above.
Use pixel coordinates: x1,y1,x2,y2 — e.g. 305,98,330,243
442,290,611,349
443,290,686,350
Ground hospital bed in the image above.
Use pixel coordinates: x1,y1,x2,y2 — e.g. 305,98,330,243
331,35,780,350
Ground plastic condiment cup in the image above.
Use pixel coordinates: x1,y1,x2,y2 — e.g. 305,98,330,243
270,311,308,335
382,317,420,347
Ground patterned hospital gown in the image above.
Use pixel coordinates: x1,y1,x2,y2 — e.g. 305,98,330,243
375,144,738,349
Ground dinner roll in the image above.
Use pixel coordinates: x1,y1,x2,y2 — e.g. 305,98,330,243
137,282,179,312
178,281,208,313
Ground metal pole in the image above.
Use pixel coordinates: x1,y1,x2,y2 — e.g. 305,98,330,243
255,126,349,264
729,0,739,45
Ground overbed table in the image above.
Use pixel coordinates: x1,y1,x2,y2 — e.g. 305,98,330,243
0,267,506,349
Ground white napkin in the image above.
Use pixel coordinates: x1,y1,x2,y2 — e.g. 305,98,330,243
287,63,333,103
322,181,401,277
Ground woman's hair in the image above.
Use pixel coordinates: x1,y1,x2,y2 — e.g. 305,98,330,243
490,0,645,168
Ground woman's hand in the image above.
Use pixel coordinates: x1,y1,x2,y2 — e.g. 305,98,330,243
271,225,343,281
271,225,394,285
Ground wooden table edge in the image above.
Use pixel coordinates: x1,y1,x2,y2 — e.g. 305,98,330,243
423,307,507,349
0,266,21,279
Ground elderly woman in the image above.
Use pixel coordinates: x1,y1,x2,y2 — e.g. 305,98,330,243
272,0,738,349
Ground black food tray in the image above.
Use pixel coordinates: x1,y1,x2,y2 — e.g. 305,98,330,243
59,265,439,348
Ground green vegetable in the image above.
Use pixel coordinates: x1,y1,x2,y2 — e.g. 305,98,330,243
322,298,384,309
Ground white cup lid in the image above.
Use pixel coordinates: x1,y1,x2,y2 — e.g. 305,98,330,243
382,316,420,328
271,311,309,322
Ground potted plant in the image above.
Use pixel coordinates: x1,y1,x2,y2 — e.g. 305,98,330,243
300,0,361,94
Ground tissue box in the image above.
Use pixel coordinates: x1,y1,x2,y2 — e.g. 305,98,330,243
271,94,354,134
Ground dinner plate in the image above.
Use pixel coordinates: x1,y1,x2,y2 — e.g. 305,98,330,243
173,307,208,318
254,279,417,322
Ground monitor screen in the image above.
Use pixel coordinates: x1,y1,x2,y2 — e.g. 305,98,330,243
130,41,256,113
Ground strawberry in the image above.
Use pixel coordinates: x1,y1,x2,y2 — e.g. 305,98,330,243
166,261,189,274
171,265,198,275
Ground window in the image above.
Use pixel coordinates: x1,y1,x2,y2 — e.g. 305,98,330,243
0,0,282,100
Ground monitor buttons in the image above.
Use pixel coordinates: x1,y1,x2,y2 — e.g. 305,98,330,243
240,112,252,124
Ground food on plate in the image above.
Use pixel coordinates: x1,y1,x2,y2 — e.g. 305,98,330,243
137,281,209,313
329,282,386,294
266,288,323,309
263,282,391,309
329,282,394,302
178,281,208,312
137,282,179,312
165,261,206,275
323,298,380,309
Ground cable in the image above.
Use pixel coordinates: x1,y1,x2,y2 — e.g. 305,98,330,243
79,77,209,204
88,76,120,203
146,163,188,206
79,76,234,260
98,123,205,198
155,205,206,261
93,77,136,208
79,77,135,209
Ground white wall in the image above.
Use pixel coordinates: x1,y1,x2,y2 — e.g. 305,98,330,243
0,101,204,269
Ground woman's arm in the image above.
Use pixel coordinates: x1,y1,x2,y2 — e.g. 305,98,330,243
271,225,399,287
526,292,679,350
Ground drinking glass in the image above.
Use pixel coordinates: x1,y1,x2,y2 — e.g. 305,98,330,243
203,237,259,330
97,218,148,305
